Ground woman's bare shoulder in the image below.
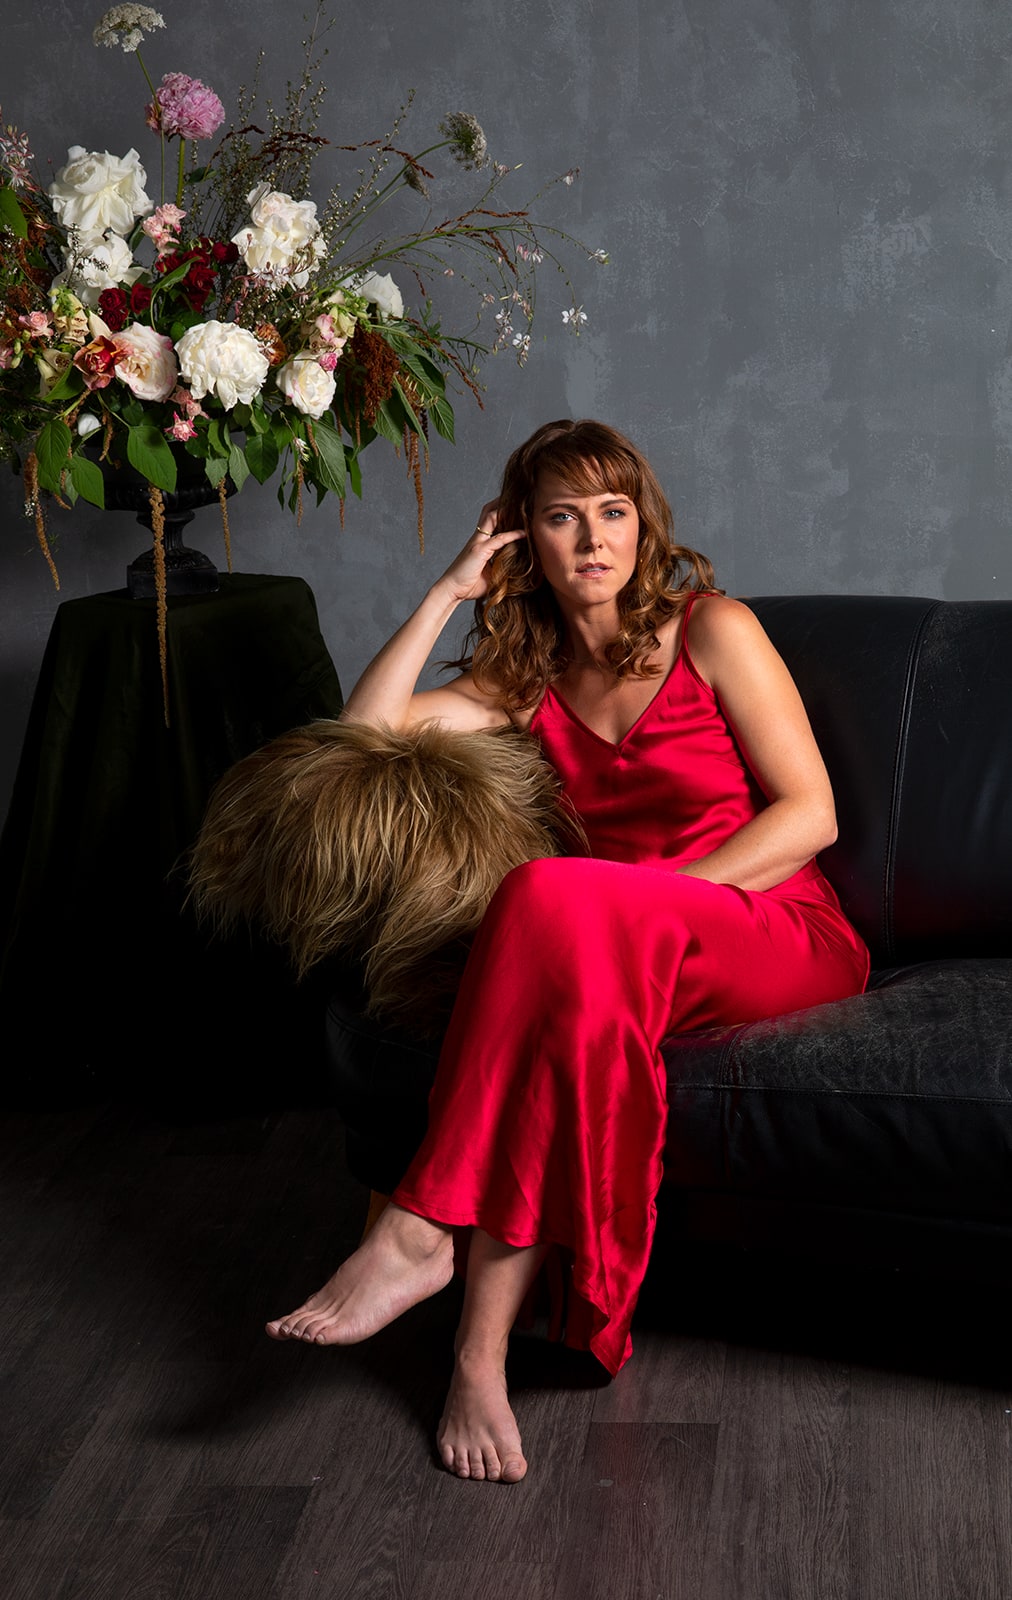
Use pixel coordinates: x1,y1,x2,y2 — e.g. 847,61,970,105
683,594,780,685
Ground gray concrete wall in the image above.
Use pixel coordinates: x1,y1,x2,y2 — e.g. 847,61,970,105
3,0,1011,819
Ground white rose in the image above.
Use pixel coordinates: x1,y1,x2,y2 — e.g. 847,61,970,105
175,319,269,409
113,321,177,402
53,233,143,307
49,146,152,245
232,186,327,289
276,351,337,419
357,270,404,321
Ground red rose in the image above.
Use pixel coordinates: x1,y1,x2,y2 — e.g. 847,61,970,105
98,288,129,332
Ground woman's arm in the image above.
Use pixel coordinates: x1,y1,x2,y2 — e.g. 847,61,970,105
340,505,525,732
678,597,838,890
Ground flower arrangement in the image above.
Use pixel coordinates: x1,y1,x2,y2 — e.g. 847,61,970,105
0,2,604,593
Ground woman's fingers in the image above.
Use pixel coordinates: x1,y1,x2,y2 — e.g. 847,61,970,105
437,505,525,601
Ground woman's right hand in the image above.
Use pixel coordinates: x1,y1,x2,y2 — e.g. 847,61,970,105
437,500,527,603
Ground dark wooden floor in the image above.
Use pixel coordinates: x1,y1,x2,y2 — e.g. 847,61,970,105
2,1100,1010,1600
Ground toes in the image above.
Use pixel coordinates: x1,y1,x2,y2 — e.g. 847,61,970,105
501,1454,527,1484
468,1450,487,1481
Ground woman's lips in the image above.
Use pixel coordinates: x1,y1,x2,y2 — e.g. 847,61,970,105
576,563,610,574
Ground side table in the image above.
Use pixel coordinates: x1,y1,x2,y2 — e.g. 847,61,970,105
0,573,344,1106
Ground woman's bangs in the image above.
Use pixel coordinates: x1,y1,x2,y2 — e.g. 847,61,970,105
538,445,640,503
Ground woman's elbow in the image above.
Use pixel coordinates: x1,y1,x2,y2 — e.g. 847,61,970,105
814,799,838,854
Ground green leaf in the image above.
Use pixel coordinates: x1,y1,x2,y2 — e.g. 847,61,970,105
393,381,425,438
347,452,363,499
35,420,73,493
308,417,347,497
37,365,85,405
398,351,446,393
430,397,455,444
126,422,177,493
372,399,404,447
227,441,250,492
69,452,106,508
0,185,28,239
205,455,229,488
245,429,279,484
207,418,229,457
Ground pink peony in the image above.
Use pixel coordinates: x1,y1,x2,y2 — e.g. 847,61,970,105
147,73,225,141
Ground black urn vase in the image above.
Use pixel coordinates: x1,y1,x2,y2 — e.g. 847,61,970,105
102,457,234,599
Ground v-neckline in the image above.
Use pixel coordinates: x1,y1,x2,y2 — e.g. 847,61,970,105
546,650,683,751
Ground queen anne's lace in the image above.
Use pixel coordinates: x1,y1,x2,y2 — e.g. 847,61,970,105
92,5,165,52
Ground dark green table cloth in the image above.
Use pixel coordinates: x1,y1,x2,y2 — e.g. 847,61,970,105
0,573,343,1104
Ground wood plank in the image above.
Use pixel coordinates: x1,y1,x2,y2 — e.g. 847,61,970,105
850,1366,1001,1600
552,1421,719,1600
700,1344,851,1600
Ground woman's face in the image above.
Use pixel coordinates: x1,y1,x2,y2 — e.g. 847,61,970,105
528,471,640,610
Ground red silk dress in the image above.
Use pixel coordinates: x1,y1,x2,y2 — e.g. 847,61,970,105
392,598,869,1375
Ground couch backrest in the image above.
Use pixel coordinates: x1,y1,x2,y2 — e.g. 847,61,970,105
746,597,1012,966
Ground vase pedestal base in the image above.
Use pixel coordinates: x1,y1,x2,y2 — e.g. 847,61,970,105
127,543,220,599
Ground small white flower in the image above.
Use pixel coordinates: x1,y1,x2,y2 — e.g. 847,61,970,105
563,169,580,186
562,307,588,329
512,332,531,364
357,270,404,321
77,413,102,437
589,249,609,264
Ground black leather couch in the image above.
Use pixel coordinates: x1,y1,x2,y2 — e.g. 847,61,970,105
327,596,1012,1276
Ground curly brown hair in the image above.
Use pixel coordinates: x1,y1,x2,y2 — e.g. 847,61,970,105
453,419,722,710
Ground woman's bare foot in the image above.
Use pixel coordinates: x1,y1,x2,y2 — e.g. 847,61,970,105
437,1349,527,1483
265,1203,454,1346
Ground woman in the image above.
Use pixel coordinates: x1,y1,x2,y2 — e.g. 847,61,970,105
266,419,869,1484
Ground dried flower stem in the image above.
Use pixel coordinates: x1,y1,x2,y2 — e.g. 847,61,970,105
24,450,59,589
404,427,424,553
218,478,233,572
148,483,170,726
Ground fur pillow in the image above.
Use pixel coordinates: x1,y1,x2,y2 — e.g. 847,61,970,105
188,719,584,1036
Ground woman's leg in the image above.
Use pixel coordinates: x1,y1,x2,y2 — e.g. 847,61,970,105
437,1230,548,1483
